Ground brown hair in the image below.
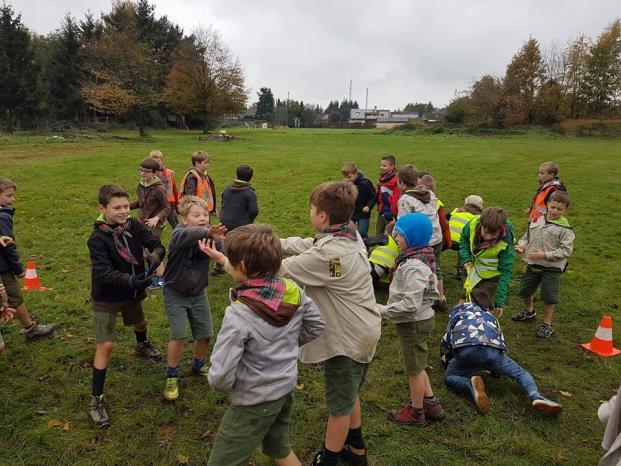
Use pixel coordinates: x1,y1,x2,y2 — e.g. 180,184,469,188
479,207,507,233
236,164,253,182
140,157,161,172
0,178,17,194
548,190,570,207
98,184,129,206
309,181,357,224
225,224,282,278
341,162,357,176
419,174,436,193
417,170,431,178
191,150,209,166
397,164,419,187
177,196,209,217
540,161,559,176
381,154,396,165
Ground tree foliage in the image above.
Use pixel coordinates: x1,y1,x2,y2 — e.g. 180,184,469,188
255,87,275,123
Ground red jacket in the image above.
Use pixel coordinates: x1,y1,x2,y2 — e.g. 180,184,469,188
376,173,400,220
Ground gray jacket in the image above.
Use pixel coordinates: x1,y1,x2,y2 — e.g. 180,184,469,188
208,282,325,406
517,215,574,271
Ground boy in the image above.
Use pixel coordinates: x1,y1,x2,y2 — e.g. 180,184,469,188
279,181,382,466
130,157,171,288
149,149,179,228
527,161,566,221
459,207,515,316
447,195,484,283
342,162,376,238
180,150,217,219
0,178,56,341
0,282,16,355
396,166,448,311
441,289,563,415
87,184,165,427
375,155,400,235
378,213,444,426
512,191,574,338
219,164,259,232
199,224,325,466
419,174,451,251
161,196,226,401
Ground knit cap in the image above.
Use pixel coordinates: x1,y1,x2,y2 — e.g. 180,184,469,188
464,195,483,210
394,212,432,248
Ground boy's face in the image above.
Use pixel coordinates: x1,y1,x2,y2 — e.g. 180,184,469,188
310,205,329,232
0,187,16,207
546,200,566,221
344,172,357,182
393,232,408,251
99,196,130,225
139,167,156,182
380,160,394,175
480,226,501,242
228,261,249,283
195,160,209,173
538,166,554,184
182,204,210,227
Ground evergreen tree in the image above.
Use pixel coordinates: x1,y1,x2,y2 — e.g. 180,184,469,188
255,87,275,123
584,20,621,115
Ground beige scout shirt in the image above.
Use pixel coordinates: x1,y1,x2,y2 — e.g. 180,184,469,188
279,233,382,364
517,215,575,271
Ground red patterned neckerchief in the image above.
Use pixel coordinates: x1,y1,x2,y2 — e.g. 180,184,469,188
95,219,139,265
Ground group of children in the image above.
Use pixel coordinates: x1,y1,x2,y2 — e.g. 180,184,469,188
0,152,575,465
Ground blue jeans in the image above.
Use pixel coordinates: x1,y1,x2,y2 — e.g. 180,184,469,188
444,346,541,400
354,218,370,238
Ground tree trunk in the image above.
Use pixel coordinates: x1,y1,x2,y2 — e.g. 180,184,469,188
138,108,146,137
203,110,208,134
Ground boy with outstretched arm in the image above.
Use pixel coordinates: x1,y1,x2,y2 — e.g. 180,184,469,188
200,224,325,466
87,184,165,428
279,181,382,466
161,196,226,401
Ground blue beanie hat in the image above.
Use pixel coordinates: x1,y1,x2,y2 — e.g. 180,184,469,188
394,213,432,248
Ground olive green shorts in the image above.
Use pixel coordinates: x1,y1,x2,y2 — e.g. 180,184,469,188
395,317,435,375
324,356,370,416
208,392,294,465
92,300,145,343
518,265,561,304
0,272,24,307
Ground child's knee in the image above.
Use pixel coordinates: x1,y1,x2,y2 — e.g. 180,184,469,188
97,341,115,354
133,320,148,332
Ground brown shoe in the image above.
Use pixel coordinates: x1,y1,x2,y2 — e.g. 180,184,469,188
471,376,490,414
388,403,426,426
423,397,445,420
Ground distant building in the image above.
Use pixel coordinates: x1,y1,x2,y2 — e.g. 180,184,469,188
350,108,419,128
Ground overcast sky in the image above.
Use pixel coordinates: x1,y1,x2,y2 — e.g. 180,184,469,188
14,0,621,109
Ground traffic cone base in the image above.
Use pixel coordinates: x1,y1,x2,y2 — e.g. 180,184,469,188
581,315,620,357
581,342,621,357
22,260,48,291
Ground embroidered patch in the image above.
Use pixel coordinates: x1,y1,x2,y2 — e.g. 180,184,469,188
329,257,341,277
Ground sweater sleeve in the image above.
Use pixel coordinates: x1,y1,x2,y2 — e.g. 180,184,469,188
281,237,314,255
298,293,326,346
438,206,452,250
280,246,330,288
545,228,575,262
365,179,377,210
247,191,259,222
154,187,171,221
494,225,516,307
208,309,247,391
0,215,23,275
458,221,473,264
170,227,213,248
183,175,197,196
138,222,166,260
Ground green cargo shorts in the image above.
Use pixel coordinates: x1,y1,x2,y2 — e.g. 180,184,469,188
395,316,435,375
0,272,24,307
208,392,294,465
92,300,145,343
324,356,370,416
518,265,561,305
163,287,213,341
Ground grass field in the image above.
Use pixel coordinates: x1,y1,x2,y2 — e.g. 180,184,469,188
0,128,619,465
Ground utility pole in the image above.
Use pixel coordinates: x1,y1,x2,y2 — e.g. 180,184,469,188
348,79,352,102
365,87,369,109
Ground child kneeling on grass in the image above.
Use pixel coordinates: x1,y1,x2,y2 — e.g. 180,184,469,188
200,224,325,466
441,289,562,416
378,213,445,426
162,196,226,401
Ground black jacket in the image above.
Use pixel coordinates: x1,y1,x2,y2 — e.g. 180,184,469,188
352,172,376,220
219,180,259,230
87,218,165,302
0,206,24,275
164,225,213,295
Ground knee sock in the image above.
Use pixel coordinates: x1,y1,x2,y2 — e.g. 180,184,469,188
134,330,147,343
92,367,107,397
192,356,205,370
346,427,366,450
166,365,180,378
321,447,340,465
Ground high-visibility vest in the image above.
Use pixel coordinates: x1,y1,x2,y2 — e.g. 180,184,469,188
180,169,214,211
369,235,400,270
449,209,477,243
161,168,178,205
436,199,444,211
529,181,562,221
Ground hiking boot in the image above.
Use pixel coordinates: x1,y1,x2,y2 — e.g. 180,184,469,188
511,308,536,322
88,395,110,428
432,299,449,312
163,377,179,401
423,397,445,420
339,445,368,465
388,403,426,426
532,397,563,415
471,376,489,415
191,364,209,377
25,322,57,341
536,323,555,338
135,341,162,360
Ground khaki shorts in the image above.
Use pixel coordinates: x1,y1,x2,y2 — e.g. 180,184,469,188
396,317,435,375
0,272,24,307
518,265,561,305
92,300,145,343
324,356,370,416
163,288,213,341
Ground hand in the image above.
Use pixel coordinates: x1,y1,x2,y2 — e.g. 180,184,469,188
515,244,525,253
131,275,154,291
198,238,228,267
362,206,370,213
0,236,14,247
207,223,227,241
463,262,473,270
528,250,546,260
493,307,503,318
144,251,162,274
145,217,159,228
0,306,15,323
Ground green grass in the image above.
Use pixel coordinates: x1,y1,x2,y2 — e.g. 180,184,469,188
0,128,619,465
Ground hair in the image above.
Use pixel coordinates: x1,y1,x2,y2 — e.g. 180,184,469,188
397,164,419,187
140,157,161,172
191,150,209,166
177,195,209,217
148,149,164,160
309,181,357,224
471,289,493,311
479,207,507,233
548,190,570,207
540,161,559,176
417,170,431,178
98,184,129,206
236,164,254,182
0,178,17,194
381,154,396,165
225,224,282,278
419,174,436,193
341,162,358,176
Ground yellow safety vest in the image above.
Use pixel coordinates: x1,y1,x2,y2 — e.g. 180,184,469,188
369,235,399,270
449,209,477,243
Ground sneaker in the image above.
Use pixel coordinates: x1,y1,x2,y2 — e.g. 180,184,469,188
511,308,537,322
532,397,563,415
135,341,162,360
423,397,445,420
432,299,449,312
339,445,368,465
536,323,555,338
388,403,426,426
88,395,110,428
191,364,209,377
147,277,164,290
471,376,490,415
25,322,57,341
310,450,324,465
163,377,179,401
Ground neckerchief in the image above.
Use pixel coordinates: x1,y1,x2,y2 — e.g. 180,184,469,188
94,215,139,265
233,277,285,312
474,223,508,253
379,170,396,184
322,221,358,241
396,246,436,271
404,187,432,204
139,176,161,188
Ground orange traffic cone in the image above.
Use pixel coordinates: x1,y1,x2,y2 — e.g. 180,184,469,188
581,316,621,357
22,260,48,291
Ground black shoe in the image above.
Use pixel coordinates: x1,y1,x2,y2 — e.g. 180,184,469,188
135,341,162,360
25,322,57,341
339,445,368,465
432,299,449,312
88,395,110,428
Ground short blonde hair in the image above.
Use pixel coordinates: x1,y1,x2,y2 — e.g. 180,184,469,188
341,162,357,176
540,162,559,176
149,149,164,161
178,196,209,217
0,178,17,194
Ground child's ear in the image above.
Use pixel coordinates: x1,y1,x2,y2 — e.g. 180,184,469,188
97,204,105,213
